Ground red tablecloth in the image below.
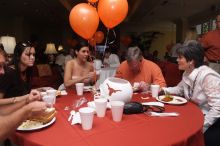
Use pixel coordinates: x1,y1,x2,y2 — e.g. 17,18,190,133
12,90,205,146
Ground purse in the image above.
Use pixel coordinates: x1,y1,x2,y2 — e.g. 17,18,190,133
123,102,147,114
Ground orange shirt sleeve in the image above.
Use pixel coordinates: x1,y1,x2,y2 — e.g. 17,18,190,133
150,64,167,87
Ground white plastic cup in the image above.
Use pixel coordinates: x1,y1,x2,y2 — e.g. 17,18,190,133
76,83,84,96
46,89,57,104
151,84,160,98
110,101,125,122
95,98,107,117
79,107,95,130
42,95,55,107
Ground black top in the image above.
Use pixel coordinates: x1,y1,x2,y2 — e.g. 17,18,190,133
0,67,30,98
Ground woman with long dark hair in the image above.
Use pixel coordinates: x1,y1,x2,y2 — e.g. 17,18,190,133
0,41,35,99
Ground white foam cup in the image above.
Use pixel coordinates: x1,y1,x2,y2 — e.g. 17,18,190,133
151,84,160,98
75,83,84,96
95,98,107,117
42,95,55,107
46,89,57,104
79,107,95,130
110,101,125,122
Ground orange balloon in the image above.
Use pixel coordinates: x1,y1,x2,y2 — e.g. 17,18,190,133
94,31,104,44
120,35,132,47
89,37,96,47
69,3,99,40
67,38,78,47
88,0,98,3
98,0,128,28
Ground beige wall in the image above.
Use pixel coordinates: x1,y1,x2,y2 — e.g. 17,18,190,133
150,30,175,59
120,21,176,60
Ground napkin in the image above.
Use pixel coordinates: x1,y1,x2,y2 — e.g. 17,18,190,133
142,102,164,107
71,112,81,125
145,112,179,117
61,90,67,95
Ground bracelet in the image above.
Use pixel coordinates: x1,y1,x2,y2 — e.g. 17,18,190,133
12,97,17,104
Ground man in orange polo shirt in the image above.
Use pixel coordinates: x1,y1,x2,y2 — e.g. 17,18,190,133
115,46,166,91
200,14,220,73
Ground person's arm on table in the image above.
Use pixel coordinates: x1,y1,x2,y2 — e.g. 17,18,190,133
138,81,150,91
0,90,42,115
0,101,48,141
164,80,185,96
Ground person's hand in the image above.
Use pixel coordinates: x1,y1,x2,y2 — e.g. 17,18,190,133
83,72,96,84
26,101,48,117
139,81,150,92
28,90,41,102
87,72,96,79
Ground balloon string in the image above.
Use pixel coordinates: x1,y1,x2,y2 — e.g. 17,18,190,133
108,29,116,44
94,45,97,59
103,28,109,53
88,2,97,8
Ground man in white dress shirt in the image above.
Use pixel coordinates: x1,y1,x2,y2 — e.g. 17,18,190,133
103,48,120,67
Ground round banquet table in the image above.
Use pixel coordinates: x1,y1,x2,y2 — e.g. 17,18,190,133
11,90,204,146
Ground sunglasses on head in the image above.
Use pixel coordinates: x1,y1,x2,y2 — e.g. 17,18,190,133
20,41,32,48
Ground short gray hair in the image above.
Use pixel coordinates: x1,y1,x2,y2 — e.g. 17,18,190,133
126,46,142,62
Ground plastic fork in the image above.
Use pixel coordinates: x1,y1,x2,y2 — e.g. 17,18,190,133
68,110,75,121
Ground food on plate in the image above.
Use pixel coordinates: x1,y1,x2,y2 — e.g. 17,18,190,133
28,107,56,124
19,120,43,129
162,94,174,102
